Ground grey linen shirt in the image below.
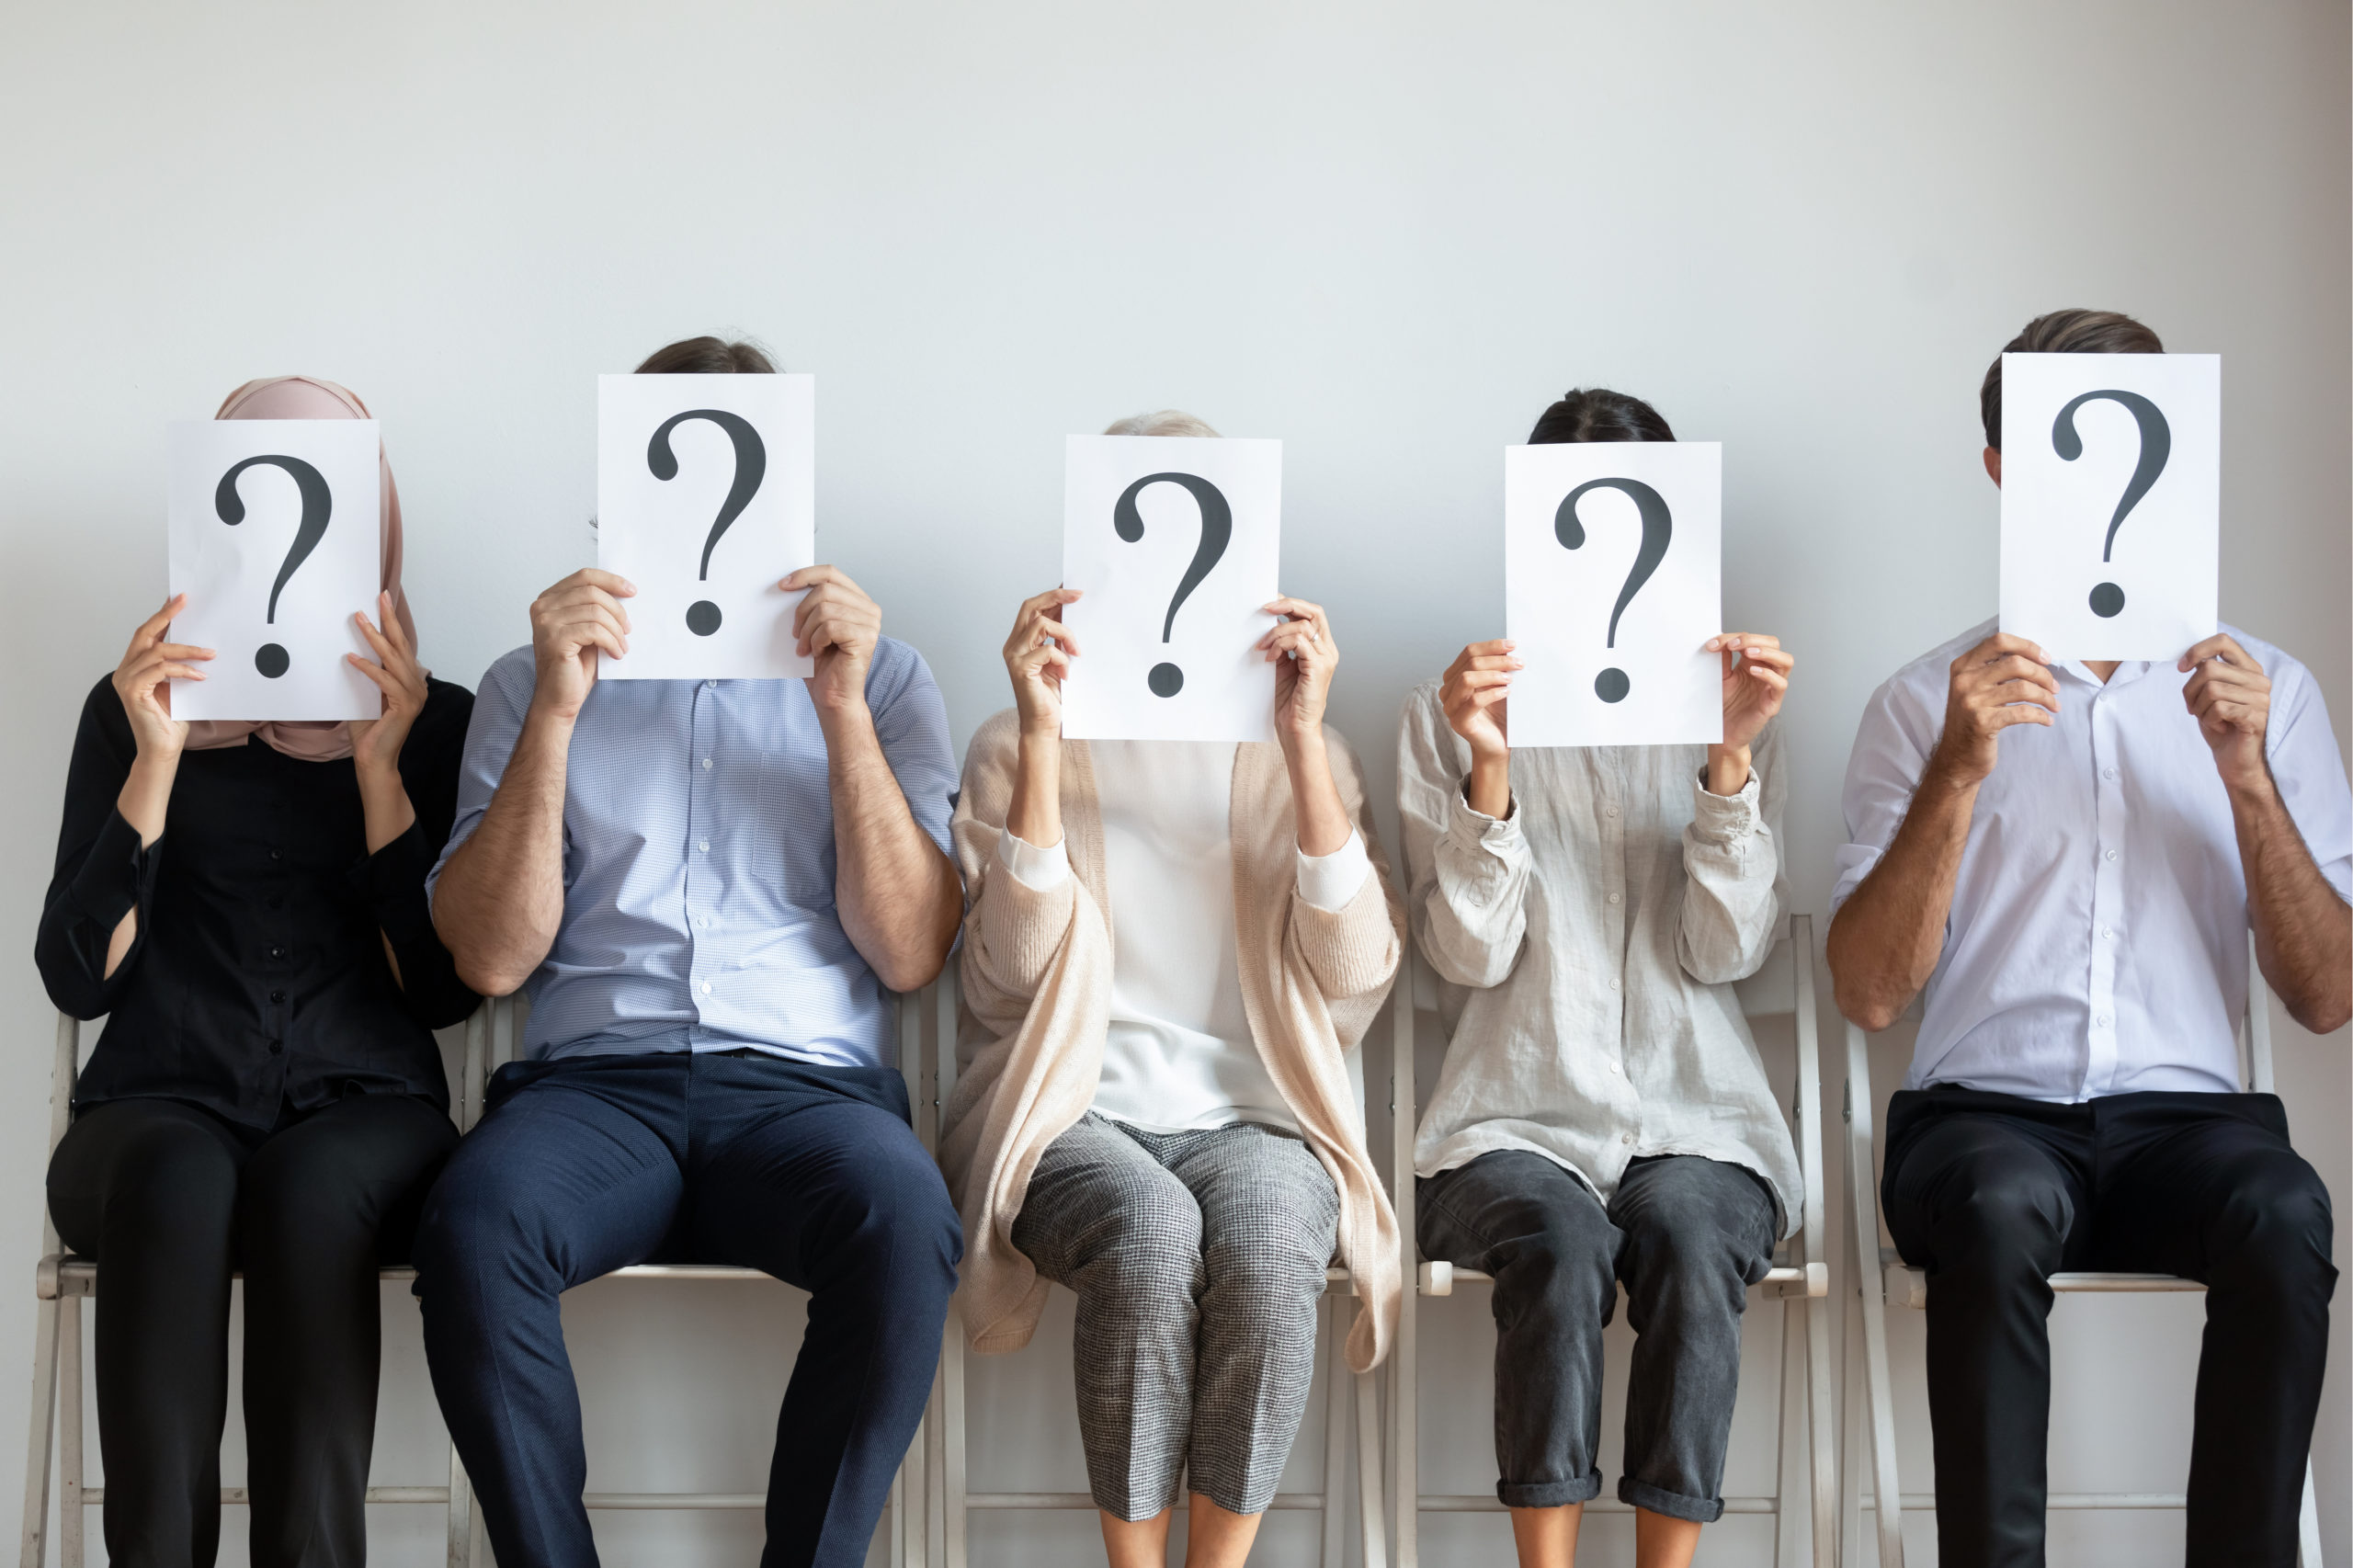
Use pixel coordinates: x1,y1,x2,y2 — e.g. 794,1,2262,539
1396,678,1801,1235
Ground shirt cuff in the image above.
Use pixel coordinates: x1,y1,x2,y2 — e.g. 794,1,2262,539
1447,778,1524,858
1297,830,1371,914
349,820,439,945
995,828,1071,892
67,808,158,929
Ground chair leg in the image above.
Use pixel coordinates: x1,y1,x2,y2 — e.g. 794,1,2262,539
924,1354,947,1568
1857,1275,1904,1567
1392,1280,1417,1568
17,1292,60,1568
942,1312,967,1568
444,1440,471,1568
1775,1296,1803,1568
1320,1296,1346,1568
56,1301,79,1568
1355,1366,1386,1568
2296,1457,2322,1568
1803,1292,1837,1568
1839,1228,1864,1565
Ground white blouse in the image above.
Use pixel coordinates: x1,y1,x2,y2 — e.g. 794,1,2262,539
997,739,1371,1132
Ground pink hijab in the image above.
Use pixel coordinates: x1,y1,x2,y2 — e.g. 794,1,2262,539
185,376,416,762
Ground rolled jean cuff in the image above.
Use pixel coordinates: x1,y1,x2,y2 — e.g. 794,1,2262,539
1618,1474,1723,1524
1497,1469,1603,1510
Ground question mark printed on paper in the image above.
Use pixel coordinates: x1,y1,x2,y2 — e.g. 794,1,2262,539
1114,472,1233,698
2052,389,2169,619
648,409,767,636
1556,477,1673,704
215,455,332,679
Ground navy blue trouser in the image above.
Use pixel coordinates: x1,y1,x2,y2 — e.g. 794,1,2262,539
412,1050,961,1568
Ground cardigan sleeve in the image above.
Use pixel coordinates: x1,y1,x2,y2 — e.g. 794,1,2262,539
953,710,1082,1010
1282,727,1404,1032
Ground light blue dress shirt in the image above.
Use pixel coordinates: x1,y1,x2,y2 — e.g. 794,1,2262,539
1832,619,2352,1101
429,639,957,1067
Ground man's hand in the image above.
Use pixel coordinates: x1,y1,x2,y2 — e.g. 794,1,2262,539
529,570,635,723
2180,633,2272,791
1929,631,2057,789
790,565,881,716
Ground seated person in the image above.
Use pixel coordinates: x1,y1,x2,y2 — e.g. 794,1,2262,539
1399,386,1802,1568
1826,308,2350,1568
38,375,476,1567
414,337,965,1568
942,409,1404,1568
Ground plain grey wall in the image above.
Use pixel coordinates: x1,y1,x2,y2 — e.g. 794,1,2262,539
1,2,2345,1562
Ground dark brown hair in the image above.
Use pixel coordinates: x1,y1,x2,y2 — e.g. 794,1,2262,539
1528,387,1675,444
1980,309,2163,450
634,335,777,375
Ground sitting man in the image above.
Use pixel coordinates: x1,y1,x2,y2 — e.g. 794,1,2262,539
416,337,964,1568
1827,308,2349,1568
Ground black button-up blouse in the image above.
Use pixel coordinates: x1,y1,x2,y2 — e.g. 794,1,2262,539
37,674,479,1128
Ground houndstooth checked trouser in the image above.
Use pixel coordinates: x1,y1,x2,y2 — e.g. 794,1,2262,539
1010,1112,1343,1519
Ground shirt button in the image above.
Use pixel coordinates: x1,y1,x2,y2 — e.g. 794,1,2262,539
1605,805,1620,818
1621,1133,1634,1146
699,981,713,996
2104,848,2119,862
1607,1061,1621,1075
704,680,717,691
268,849,282,862
268,1040,285,1055
269,990,286,1004
699,839,710,854
702,757,713,770
2103,767,2118,780
1608,978,1621,991
269,946,285,960
2104,928,2116,939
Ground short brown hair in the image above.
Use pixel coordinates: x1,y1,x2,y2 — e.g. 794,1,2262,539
634,335,777,375
1529,387,1676,445
1981,310,2163,449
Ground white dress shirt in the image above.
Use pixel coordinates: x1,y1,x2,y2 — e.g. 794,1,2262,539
1396,681,1802,1233
997,740,1372,1132
1832,618,2352,1101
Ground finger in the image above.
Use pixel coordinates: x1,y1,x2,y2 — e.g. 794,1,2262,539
130,595,188,651
1018,587,1082,617
353,611,398,665
373,591,413,653
1262,597,1326,621
344,653,402,697
1971,655,2059,692
149,643,215,663
2179,633,2256,674
1261,625,1326,662
1957,632,2047,672
1462,639,1515,658
1710,632,1781,652
545,586,634,634
123,648,210,687
1988,704,2055,729
784,564,869,602
1453,669,1515,692
1736,644,1795,673
1458,653,1523,673
560,568,637,597
556,614,629,658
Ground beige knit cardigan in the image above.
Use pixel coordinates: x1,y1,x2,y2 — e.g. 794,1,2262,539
939,710,1405,1373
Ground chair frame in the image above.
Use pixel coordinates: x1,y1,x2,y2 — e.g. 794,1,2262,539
1840,933,2326,1568
20,990,941,1568
926,977,1391,1568
1388,911,1838,1568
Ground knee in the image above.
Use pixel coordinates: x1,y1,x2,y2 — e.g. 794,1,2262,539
1502,1204,1617,1305
2212,1155,2337,1301
409,1154,539,1296
89,1114,242,1244
1927,1164,2071,1279
824,1135,964,1292
1074,1187,1203,1306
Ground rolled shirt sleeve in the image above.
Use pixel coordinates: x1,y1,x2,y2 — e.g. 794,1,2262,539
2264,654,2353,903
1677,722,1787,986
1832,666,1941,914
1394,683,1532,991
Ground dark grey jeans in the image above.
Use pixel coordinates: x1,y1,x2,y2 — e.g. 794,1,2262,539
1418,1150,1777,1521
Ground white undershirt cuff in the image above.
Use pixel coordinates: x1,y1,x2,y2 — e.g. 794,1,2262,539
997,829,1072,892
1297,829,1371,914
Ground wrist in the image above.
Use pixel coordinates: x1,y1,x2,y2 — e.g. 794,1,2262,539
1705,743,1752,795
813,694,876,744
2221,754,2279,809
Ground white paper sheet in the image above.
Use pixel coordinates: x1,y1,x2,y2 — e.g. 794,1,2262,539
1060,436,1281,743
1998,353,2219,661
596,373,815,680
167,419,383,722
1503,441,1722,748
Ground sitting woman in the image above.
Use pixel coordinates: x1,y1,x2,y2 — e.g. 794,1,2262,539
36,376,477,1568
1397,388,1802,1568
941,409,1403,1568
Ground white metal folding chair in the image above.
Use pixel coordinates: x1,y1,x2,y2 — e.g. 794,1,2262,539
1840,933,2325,1568
444,987,942,1568
18,1004,500,1568
1389,912,1837,1568
928,974,1391,1568
21,988,941,1568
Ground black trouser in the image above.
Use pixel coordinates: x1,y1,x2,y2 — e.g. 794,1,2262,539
47,1093,457,1568
1418,1151,1779,1520
1881,1087,2336,1568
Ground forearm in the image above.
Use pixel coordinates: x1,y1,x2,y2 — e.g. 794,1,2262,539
99,750,177,976
1465,753,1511,822
1705,742,1753,797
355,763,417,857
2231,769,2353,1034
1285,732,1351,858
1827,769,1976,1030
1008,729,1063,847
825,704,960,993
431,709,572,995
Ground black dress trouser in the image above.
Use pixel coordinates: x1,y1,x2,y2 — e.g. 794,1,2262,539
1881,1086,2336,1568
47,1093,457,1568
